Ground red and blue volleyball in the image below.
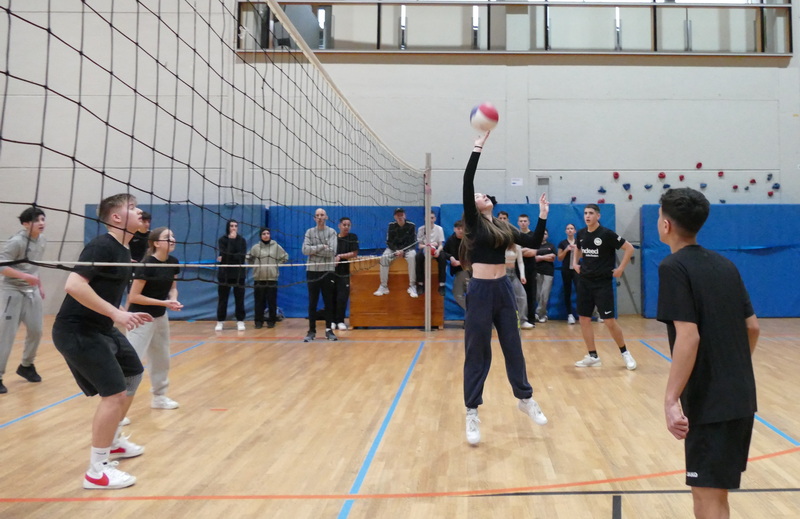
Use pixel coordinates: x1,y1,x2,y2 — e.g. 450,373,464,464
470,102,499,132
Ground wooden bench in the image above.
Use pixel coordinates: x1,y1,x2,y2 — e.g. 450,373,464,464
349,256,444,328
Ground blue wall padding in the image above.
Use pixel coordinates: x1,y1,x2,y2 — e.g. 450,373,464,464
438,203,617,321
640,204,800,318
268,206,428,319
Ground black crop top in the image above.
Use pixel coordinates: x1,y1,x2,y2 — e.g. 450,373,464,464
463,151,547,265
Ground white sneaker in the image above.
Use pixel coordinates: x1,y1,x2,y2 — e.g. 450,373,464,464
520,321,534,329
567,314,576,325
151,395,179,409
575,354,602,368
373,286,389,296
597,317,604,323
537,316,547,323
214,322,223,331
408,286,418,298
110,433,145,459
466,408,481,445
237,321,246,331
518,398,548,425
84,460,136,489
119,416,131,427
337,322,347,331
622,351,637,371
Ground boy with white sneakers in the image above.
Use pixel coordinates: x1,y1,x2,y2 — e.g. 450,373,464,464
52,194,153,489
373,208,417,298
572,204,637,370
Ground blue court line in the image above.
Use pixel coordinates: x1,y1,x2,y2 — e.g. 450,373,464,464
0,392,83,429
639,339,800,447
0,341,206,431
337,341,426,519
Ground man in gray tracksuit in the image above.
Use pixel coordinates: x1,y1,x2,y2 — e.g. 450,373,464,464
0,207,47,393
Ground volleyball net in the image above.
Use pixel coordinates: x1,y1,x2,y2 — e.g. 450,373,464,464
0,0,424,313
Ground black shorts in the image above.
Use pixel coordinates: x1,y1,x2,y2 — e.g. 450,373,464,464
52,322,144,397
685,415,754,489
576,275,615,318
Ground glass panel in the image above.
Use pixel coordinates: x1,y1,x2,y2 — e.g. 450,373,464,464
328,4,379,50
549,6,618,51
404,5,476,50
688,8,757,52
238,2,270,50
763,6,791,53
619,7,654,51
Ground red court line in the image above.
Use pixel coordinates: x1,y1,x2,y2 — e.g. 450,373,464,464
2,447,797,504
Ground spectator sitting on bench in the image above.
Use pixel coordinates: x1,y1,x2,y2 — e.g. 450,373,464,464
373,208,418,298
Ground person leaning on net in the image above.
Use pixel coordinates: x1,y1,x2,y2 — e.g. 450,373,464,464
215,219,247,332
247,227,288,329
373,207,418,298
51,193,153,490
460,131,549,446
572,203,637,371
414,209,447,296
302,208,338,342
0,207,47,394
333,217,359,331
656,187,760,519
127,226,183,411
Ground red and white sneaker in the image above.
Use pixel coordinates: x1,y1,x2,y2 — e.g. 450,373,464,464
110,433,145,459
83,460,136,489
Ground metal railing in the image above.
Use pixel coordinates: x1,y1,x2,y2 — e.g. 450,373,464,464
238,0,792,55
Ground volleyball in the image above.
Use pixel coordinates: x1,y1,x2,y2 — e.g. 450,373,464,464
470,103,499,132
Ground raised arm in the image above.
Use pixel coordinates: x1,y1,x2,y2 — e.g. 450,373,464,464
513,193,549,249
463,133,489,229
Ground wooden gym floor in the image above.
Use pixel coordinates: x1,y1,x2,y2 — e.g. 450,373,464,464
0,315,798,518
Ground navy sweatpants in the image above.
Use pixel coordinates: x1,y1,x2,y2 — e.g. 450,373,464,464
463,276,533,409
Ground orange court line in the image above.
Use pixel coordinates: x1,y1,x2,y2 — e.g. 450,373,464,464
2,447,798,504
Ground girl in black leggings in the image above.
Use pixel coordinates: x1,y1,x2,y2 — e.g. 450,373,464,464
460,132,550,445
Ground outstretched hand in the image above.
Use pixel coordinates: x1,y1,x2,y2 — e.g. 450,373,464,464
474,131,490,149
538,192,549,219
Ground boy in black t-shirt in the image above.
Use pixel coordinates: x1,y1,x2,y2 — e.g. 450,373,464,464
572,204,637,370
333,217,359,330
657,188,759,517
52,194,153,490
533,229,557,322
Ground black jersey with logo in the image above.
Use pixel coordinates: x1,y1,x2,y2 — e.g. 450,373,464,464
657,245,756,424
576,225,625,280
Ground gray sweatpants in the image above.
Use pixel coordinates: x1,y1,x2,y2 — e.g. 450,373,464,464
127,314,172,396
379,248,417,288
0,289,43,377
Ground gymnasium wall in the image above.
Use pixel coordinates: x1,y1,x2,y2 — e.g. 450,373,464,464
3,3,800,316
320,55,800,312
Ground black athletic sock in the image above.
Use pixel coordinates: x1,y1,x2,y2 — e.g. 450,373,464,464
588,351,598,358
619,345,628,354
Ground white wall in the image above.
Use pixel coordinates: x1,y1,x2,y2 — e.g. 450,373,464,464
319,54,800,312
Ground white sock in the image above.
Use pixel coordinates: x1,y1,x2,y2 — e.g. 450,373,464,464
89,446,110,472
